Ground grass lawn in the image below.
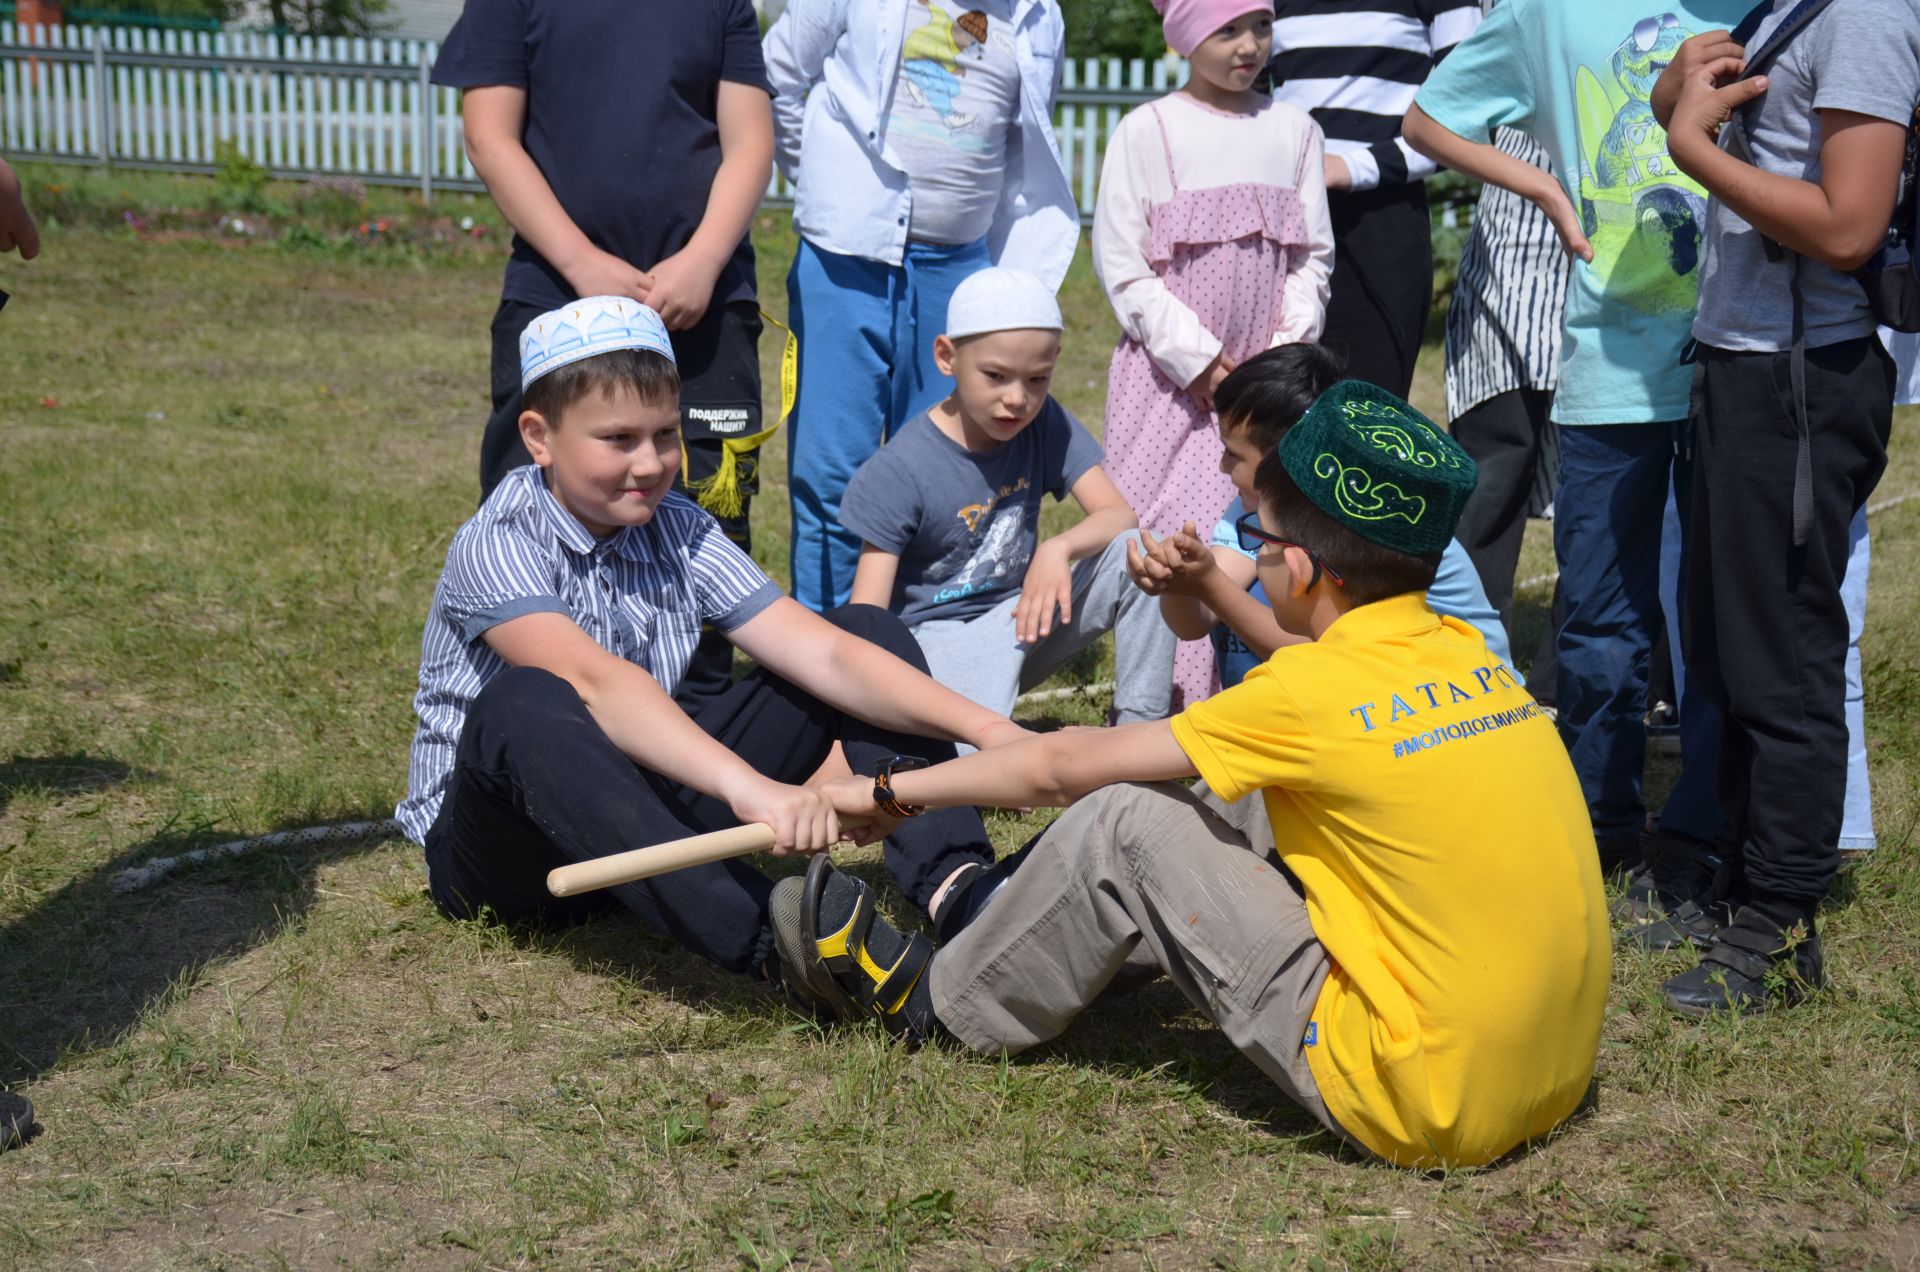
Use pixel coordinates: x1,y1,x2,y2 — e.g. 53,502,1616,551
2,181,1918,1268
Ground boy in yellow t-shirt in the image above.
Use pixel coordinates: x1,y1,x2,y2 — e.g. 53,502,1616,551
782,380,1610,1169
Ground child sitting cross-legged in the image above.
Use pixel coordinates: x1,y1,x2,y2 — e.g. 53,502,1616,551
842,267,1176,742
1127,344,1511,690
781,380,1610,1170
396,296,1029,992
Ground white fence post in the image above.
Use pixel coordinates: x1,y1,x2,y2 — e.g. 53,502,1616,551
416,53,432,203
91,33,108,163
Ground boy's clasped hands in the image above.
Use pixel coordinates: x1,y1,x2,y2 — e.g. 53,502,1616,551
1124,522,1218,598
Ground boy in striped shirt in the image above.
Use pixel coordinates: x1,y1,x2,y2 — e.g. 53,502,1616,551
397,296,1025,990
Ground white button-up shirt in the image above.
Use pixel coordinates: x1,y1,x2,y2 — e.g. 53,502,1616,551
763,0,1081,287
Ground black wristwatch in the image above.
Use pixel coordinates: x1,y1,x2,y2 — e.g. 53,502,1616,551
873,754,928,819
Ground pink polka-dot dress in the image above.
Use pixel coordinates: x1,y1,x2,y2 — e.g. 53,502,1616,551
1097,96,1328,707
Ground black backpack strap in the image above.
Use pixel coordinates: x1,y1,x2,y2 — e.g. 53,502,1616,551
1729,0,1775,49
1734,0,1838,78
1788,256,1813,547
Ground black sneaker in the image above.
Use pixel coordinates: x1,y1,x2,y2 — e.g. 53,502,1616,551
1661,907,1825,1017
1624,897,1735,952
0,1091,33,1151
1616,830,1731,927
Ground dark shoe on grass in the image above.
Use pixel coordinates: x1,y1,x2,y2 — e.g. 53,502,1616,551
1625,897,1735,952
785,854,939,1041
0,1091,33,1151
1661,906,1825,1017
769,874,837,1018
1616,829,1732,930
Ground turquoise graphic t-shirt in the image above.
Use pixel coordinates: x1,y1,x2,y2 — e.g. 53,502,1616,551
1416,0,1753,425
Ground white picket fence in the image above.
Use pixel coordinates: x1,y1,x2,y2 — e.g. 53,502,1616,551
0,21,1188,216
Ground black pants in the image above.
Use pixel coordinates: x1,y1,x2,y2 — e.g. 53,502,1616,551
483,298,765,707
1685,337,1894,905
1450,386,1556,633
421,605,994,976
1322,184,1433,400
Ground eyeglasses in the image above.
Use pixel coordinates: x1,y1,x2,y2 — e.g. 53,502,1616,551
1234,511,1345,587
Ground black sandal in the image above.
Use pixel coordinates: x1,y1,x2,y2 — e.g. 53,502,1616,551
798,854,933,1034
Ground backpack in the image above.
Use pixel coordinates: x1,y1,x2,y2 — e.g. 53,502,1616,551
1730,0,1920,332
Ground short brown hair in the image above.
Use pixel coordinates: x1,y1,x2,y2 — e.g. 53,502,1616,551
522,348,680,424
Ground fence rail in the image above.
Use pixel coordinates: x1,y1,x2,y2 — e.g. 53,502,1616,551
0,21,1188,218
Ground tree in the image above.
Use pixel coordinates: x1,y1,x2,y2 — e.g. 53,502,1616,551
1059,0,1168,63
261,0,391,35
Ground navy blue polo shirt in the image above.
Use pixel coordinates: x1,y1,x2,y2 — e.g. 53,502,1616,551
432,0,772,312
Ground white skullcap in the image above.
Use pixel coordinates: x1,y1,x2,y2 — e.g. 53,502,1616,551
945,267,1063,341
519,296,676,391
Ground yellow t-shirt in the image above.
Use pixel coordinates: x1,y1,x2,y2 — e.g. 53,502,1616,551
1170,593,1608,1168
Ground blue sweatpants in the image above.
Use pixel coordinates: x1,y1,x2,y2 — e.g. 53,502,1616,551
786,235,991,611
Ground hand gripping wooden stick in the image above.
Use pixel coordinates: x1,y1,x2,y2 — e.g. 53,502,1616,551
547,823,780,898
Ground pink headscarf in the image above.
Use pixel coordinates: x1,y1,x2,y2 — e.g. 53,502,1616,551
1151,0,1273,58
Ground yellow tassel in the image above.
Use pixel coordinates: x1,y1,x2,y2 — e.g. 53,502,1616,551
685,310,799,520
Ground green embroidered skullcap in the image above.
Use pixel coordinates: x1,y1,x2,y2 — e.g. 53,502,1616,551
1276,379,1477,558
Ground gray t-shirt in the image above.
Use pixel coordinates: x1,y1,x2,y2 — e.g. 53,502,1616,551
841,401,1103,624
1693,0,1920,352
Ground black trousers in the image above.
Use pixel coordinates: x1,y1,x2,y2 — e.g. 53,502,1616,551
1450,386,1556,633
1685,337,1894,905
483,298,765,707
1322,184,1433,400
421,605,994,976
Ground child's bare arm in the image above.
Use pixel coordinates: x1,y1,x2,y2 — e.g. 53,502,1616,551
1661,72,1908,272
730,598,1029,752
482,612,841,852
646,81,774,331
849,545,902,610
825,718,1197,814
462,87,652,301
1403,103,1594,263
1016,466,1137,644
1200,550,1300,659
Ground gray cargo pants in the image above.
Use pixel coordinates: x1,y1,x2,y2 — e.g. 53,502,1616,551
928,780,1347,1142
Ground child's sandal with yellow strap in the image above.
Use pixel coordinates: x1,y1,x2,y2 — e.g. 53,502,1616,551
795,854,934,1036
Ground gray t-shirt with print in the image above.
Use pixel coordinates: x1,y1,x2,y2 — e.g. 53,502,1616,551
840,401,1103,625
1693,0,1920,352
887,0,1022,245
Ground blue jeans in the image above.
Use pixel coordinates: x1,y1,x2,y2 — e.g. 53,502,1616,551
1554,422,1716,852
1661,500,1875,850
786,235,991,610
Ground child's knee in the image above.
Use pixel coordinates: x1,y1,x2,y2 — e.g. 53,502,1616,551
821,602,929,670
468,666,582,729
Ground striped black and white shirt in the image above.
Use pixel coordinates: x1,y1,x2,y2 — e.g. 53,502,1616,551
396,466,781,843
1269,0,1481,190
1444,126,1570,418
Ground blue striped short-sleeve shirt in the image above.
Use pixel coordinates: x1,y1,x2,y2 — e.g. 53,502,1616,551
396,465,782,843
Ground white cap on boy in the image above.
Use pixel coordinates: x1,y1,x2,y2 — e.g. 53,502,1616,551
944,266,1063,341
519,295,676,391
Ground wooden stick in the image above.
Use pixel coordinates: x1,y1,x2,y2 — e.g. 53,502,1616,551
546,823,778,897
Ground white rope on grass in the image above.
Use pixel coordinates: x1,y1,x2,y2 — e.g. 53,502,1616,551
1514,487,1918,596
111,819,403,894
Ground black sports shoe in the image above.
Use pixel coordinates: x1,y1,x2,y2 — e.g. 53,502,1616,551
1661,906,1825,1017
1617,829,1732,932
0,1091,33,1151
